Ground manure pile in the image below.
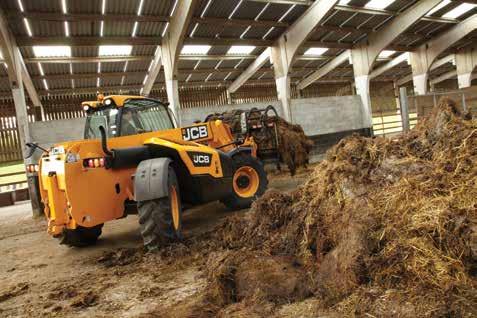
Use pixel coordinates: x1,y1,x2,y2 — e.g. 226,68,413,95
206,109,313,175
199,98,477,317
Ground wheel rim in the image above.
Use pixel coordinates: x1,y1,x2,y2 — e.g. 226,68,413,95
170,186,180,230
233,166,260,198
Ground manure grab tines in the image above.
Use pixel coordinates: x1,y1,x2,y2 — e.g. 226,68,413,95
206,109,314,175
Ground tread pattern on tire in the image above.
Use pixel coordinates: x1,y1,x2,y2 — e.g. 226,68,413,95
221,154,268,210
137,167,182,252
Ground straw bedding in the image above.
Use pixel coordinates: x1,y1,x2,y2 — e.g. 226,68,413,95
202,98,477,317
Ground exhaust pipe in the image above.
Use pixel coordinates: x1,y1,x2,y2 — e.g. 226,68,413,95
99,126,114,158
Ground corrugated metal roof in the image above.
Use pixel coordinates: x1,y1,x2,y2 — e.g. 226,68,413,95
0,0,474,97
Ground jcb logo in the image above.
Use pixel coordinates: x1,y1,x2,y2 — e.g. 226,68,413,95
187,152,212,167
193,155,210,164
182,125,208,141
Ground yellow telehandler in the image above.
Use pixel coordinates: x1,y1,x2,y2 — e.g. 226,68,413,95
33,95,267,250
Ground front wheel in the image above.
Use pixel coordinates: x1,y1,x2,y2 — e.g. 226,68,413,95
221,154,268,210
137,167,182,252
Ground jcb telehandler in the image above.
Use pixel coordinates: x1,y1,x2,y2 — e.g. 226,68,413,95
34,95,268,250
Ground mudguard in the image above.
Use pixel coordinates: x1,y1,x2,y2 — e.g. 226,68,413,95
227,147,252,159
134,157,172,202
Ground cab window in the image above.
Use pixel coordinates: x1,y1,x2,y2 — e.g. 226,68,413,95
84,108,117,139
120,99,174,136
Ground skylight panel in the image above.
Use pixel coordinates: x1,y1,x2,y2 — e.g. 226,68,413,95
17,0,24,12
228,0,244,19
262,27,274,39
61,0,67,14
101,0,107,15
23,18,32,37
137,0,145,16
378,50,396,58
365,0,396,10
98,45,132,56
0,50,6,69
181,45,211,55
304,47,328,56
201,0,213,18
338,0,351,5
240,26,251,39
279,4,296,22
227,46,255,55
234,59,244,68
64,21,70,37
162,23,169,37
170,0,178,16
189,23,199,37
426,0,451,16
33,45,71,57
442,3,476,19
37,63,44,76
255,3,270,20
131,21,139,37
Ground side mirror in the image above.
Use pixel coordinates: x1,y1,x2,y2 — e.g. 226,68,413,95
25,142,48,159
25,143,37,159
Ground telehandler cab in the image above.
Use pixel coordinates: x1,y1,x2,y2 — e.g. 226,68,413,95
36,95,268,250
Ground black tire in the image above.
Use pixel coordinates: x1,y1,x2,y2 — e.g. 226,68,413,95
60,224,103,247
137,167,182,252
221,154,268,210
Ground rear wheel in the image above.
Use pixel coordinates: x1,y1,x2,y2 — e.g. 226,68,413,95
60,224,103,247
138,167,182,252
221,154,268,210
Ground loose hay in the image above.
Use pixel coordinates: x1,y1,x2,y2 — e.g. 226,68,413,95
205,98,477,317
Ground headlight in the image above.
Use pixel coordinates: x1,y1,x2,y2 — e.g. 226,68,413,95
66,153,79,163
51,146,65,155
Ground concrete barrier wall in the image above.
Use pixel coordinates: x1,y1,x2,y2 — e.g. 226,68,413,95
181,96,367,136
29,117,86,147
28,95,367,146
291,95,366,136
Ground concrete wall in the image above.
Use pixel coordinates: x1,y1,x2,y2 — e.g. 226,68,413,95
28,95,367,147
27,117,86,164
182,96,367,137
291,95,366,136
29,117,86,147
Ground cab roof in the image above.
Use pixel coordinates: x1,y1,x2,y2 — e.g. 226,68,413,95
81,95,146,109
